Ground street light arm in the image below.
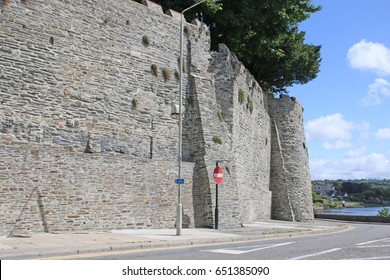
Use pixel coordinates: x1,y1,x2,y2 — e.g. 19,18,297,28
181,0,220,15
182,1,205,15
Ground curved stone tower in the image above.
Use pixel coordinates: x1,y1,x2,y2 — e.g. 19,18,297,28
268,95,314,222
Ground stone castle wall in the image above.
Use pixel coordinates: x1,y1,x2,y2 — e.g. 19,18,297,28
0,0,313,236
208,45,272,224
268,95,313,221
0,140,195,234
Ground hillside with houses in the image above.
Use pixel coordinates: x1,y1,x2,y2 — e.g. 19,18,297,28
313,179,390,207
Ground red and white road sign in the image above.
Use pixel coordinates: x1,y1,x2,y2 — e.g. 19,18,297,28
213,166,223,184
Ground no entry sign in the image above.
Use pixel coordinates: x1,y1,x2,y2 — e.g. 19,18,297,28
213,166,223,184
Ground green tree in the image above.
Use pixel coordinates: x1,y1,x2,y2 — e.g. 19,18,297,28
155,0,321,94
333,181,341,190
377,207,390,217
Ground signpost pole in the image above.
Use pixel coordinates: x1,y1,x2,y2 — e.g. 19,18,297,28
215,177,219,229
213,161,224,230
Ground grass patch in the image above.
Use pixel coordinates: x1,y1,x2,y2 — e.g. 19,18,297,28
247,99,254,113
162,68,171,82
344,201,365,208
212,136,222,144
132,99,138,109
151,64,158,77
217,111,222,122
174,69,180,80
103,16,112,26
142,35,151,46
238,88,245,104
184,25,191,36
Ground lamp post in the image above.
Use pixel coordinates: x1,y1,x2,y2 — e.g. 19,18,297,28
176,0,220,236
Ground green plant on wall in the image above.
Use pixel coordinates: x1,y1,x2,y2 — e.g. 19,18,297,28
217,111,223,122
182,60,186,73
132,99,138,109
212,136,222,144
248,100,254,113
174,69,180,80
183,25,191,37
162,68,171,82
142,35,151,46
178,57,186,73
246,96,254,113
238,88,245,104
102,16,112,26
151,64,158,77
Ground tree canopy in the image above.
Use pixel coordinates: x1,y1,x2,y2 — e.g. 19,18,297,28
155,0,322,94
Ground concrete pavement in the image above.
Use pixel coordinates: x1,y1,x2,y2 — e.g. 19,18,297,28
0,220,349,260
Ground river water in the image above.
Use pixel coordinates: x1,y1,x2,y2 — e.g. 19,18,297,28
320,206,390,216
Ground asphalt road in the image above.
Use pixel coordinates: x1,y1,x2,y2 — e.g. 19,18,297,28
76,222,390,260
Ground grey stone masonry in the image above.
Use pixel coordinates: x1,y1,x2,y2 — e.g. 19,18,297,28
0,0,313,235
208,44,273,224
268,95,314,222
269,120,295,221
0,135,195,235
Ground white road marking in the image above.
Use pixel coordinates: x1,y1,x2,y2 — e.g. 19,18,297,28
202,242,295,255
356,237,390,246
289,248,342,260
357,245,390,248
344,256,390,260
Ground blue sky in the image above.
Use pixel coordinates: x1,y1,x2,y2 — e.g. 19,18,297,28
288,0,390,180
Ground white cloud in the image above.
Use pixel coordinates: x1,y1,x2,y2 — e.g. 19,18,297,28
347,40,390,76
323,140,352,150
358,121,371,138
305,113,359,150
345,146,367,158
311,153,390,180
360,78,390,106
375,128,390,140
306,113,354,141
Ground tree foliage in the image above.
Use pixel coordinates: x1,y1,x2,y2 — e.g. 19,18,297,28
378,207,390,217
341,181,390,203
154,0,322,94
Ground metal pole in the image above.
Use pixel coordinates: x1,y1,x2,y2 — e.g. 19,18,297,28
215,182,219,230
214,159,228,230
176,0,211,237
215,161,219,229
176,11,184,236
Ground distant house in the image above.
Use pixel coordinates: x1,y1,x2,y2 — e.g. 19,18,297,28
313,182,335,195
